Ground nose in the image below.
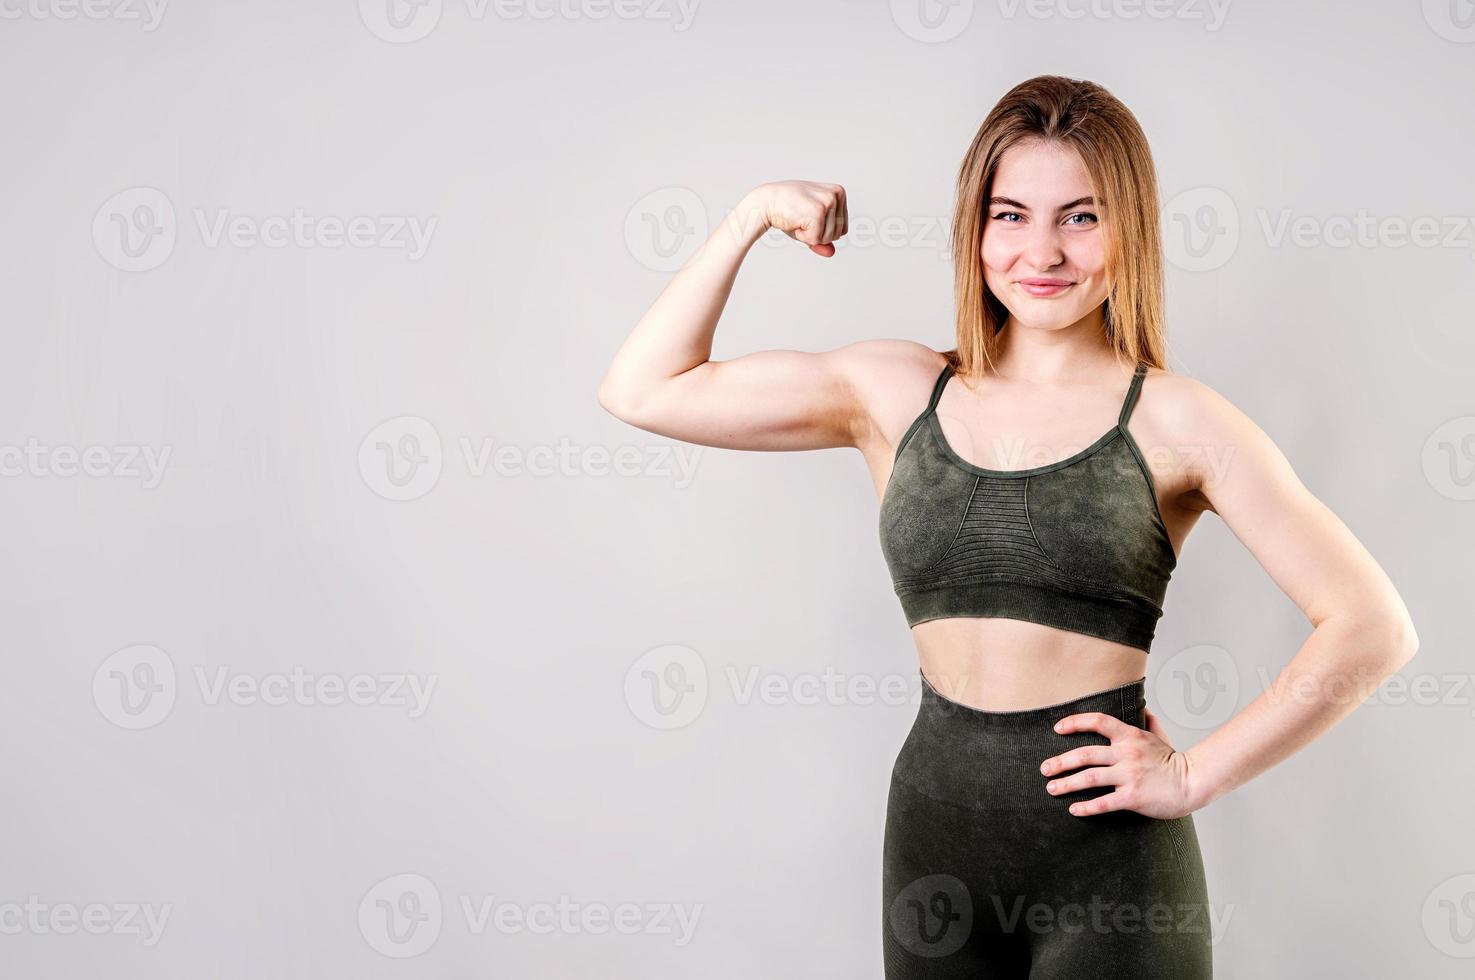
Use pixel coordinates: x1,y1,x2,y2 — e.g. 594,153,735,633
1020,223,1066,272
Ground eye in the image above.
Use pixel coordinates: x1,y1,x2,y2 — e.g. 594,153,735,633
1065,212,1099,226
989,211,1023,223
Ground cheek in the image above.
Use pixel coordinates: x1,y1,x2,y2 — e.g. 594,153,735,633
980,234,1012,272
1064,237,1107,276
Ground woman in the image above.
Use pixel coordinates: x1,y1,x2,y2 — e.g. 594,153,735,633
598,75,1418,978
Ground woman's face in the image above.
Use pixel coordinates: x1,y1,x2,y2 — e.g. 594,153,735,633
980,140,1110,332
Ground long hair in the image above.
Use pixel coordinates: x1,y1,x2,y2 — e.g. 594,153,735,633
947,75,1168,378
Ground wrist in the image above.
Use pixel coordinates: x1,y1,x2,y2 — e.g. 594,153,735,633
1182,747,1221,813
731,185,773,240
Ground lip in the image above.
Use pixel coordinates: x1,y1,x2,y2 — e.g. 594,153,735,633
1017,278,1073,297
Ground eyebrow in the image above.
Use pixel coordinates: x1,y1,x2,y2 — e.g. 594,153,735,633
988,196,1097,211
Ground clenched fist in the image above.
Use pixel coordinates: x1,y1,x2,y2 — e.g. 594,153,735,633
749,180,849,257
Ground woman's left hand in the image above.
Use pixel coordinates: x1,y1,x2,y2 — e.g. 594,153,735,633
1039,705,1199,819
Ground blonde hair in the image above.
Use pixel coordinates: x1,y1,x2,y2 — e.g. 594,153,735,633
946,75,1168,377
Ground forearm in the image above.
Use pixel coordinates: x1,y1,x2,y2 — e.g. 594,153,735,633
1183,611,1418,811
599,190,771,408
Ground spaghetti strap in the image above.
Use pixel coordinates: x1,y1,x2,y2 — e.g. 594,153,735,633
1118,362,1149,425
925,363,954,416
891,362,956,463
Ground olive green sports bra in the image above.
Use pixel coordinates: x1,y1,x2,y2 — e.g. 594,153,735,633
879,360,1177,652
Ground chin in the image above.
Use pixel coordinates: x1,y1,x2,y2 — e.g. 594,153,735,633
1012,310,1085,331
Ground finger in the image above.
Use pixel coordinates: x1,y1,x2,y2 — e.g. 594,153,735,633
836,187,848,238
821,194,839,244
809,242,836,257
1045,764,1120,797
1054,711,1133,740
1040,744,1115,776
1142,707,1169,740
1067,787,1134,817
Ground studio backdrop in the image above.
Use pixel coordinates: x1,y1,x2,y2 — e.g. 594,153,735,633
1,2,1469,977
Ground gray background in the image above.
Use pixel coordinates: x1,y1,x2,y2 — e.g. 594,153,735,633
2,1,1472,977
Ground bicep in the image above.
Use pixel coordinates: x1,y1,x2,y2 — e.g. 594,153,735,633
611,345,868,452
1191,385,1404,630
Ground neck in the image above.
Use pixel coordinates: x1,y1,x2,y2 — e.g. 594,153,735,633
991,308,1119,383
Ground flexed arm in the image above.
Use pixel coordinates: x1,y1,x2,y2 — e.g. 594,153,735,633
598,181,874,452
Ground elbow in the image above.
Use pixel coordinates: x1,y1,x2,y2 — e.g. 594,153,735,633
596,375,644,426
1391,611,1420,666
1320,603,1419,673
1364,606,1420,670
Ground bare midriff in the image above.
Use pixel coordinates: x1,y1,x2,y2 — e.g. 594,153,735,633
912,617,1148,711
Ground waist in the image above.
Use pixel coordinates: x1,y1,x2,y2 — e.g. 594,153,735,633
912,619,1147,710
917,668,1146,731
892,670,1147,811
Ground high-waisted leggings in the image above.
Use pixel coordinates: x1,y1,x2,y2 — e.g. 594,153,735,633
883,671,1213,978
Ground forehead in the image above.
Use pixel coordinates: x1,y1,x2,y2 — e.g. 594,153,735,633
990,141,1093,201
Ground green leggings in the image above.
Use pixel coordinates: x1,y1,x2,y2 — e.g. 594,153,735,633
883,671,1214,978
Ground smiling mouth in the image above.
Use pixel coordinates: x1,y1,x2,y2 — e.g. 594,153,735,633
1018,280,1074,295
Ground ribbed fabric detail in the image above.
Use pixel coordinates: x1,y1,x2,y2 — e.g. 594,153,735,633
918,477,1085,593
896,579,1161,651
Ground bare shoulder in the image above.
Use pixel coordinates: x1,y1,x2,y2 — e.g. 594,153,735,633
829,337,947,380
829,339,950,451
1135,365,1293,499
1140,365,1263,440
